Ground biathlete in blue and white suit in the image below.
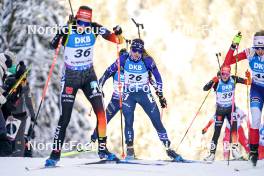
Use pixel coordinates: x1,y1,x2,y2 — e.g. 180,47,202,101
224,31,264,166
98,39,183,161
90,49,160,158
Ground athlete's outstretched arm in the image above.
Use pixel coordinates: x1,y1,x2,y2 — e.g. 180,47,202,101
95,23,123,44
202,119,215,134
50,25,69,49
203,77,218,91
231,75,249,85
99,63,117,87
223,44,247,66
99,55,126,87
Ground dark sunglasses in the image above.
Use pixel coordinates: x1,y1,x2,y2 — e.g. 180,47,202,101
77,20,91,27
253,47,264,50
131,48,143,54
221,72,230,77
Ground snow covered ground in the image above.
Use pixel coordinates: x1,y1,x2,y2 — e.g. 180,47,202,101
0,157,263,176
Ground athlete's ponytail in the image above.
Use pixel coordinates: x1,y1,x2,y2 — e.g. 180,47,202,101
143,49,150,57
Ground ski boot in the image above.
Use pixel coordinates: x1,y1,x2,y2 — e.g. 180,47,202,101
166,148,184,162
98,137,119,161
125,143,135,160
249,151,258,166
231,143,244,160
204,153,215,162
45,158,59,167
45,150,60,167
249,144,259,167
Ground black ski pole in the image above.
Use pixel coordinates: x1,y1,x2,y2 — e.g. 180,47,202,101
216,52,222,79
175,84,214,152
28,39,63,139
125,38,131,50
216,52,222,71
131,18,144,39
68,0,74,16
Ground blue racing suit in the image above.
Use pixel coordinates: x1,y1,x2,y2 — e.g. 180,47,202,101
100,53,171,147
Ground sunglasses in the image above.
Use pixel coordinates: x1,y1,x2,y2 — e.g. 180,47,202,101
253,47,264,50
77,20,91,27
131,48,143,54
221,72,230,77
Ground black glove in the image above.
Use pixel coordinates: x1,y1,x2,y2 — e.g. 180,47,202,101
27,122,35,139
156,91,167,108
30,114,36,123
113,25,122,35
68,14,76,24
15,61,26,79
202,129,206,135
119,48,127,56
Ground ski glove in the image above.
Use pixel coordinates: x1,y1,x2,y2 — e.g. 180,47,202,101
245,70,251,78
232,32,242,45
27,122,35,139
212,76,219,83
245,70,252,85
202,128,207,134
68,14,76,24
113,25,122,35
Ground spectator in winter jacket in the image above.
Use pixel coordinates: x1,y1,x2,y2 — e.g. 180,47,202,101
0,51,13,156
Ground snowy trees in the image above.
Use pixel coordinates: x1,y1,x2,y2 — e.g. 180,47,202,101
0,0,92,156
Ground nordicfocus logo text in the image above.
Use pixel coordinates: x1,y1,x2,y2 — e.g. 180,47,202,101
26,140,95,152
27,25,107,35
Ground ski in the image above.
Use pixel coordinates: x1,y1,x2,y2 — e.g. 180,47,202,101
117,160,166,166
61,147,95,157
166,159,211,164
82,159,167,166
25,165,62,171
